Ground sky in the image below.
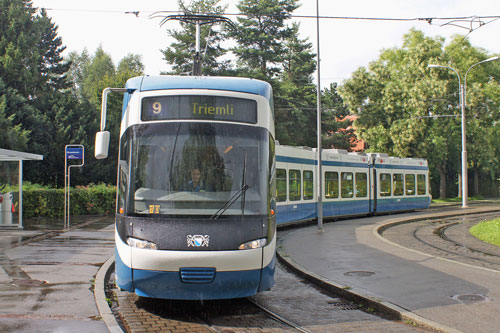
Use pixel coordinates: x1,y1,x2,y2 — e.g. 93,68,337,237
31,0,500,87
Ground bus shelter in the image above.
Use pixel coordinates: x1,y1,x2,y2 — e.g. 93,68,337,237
0,148,43,229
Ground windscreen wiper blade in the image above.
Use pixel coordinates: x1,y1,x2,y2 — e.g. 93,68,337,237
210,184,249,220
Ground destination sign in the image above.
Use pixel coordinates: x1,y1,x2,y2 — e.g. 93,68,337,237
141,95,257,124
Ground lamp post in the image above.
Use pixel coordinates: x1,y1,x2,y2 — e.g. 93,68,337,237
428,56,499,208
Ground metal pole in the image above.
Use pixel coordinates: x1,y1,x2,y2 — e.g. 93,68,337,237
18,160,23,229
67,166,71,230
64,145,85,230
195,21,201,54
64,148,67,229
460,83,468,208
316,0,323,231
461,56,499,207
194,21,201,75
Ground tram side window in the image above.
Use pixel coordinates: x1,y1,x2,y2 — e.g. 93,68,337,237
393,173,404,196
276,169,287,202
355,173,368,197
289,169,301,201
303,170,314,200
341,172,354,198
417,174,427,195
405,174,416,195
380,173,391,196
325,172,339,199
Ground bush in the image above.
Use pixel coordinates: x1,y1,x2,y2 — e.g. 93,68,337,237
20,183,116,218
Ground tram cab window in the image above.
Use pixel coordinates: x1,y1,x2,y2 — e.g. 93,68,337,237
289,169,301,201
405,174,416,195
117,132,130,214
417,174,427,195
380,173,391,197
393,173,404,196
341,172,354,198
325,172,339,199
303,170,314,200
355,173,368,197
276,169,287,202
125,122,270,217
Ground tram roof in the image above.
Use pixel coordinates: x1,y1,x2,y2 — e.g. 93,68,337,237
126,75,272,99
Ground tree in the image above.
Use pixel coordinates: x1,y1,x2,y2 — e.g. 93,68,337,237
0,2,69,99
0,0,38,96
0,79,30,151
321,83,356,150
67,49,91,98
339,29,500,198
232,1,317,147
232,0,299,79
161,0,230,76
0,0,76,185
66,48,145,185
273,21,317,147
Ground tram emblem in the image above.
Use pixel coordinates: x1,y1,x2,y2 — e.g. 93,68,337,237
187,235,209,247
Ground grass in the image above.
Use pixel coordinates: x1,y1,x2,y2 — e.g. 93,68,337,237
469,218,500,247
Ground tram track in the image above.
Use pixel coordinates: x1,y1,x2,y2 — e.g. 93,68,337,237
112,260,425,332
248,295,311,333
437,219,500,260
100,206,500,333
381,211,500,272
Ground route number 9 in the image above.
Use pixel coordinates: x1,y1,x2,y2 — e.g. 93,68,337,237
152,102,162,114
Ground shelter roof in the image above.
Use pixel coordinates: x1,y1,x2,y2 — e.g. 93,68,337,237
0,148,44,161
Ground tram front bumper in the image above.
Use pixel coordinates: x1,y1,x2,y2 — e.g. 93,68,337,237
132,267,263,300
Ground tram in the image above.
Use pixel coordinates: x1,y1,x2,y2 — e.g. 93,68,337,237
275,145,431,225
95,76,277,300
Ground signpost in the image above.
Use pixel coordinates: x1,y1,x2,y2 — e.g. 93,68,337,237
64,145,84,230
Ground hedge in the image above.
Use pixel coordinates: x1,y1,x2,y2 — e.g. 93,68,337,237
20,184,116,218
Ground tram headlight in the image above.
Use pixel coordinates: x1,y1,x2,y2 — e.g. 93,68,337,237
127,237,158,250
238,238,267,250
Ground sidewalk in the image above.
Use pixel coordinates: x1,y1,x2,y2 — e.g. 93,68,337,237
0,216,114,332
278,205,500,333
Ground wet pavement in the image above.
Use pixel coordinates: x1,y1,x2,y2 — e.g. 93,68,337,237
278,204,500,333
0,216,114,332
2,204,500,332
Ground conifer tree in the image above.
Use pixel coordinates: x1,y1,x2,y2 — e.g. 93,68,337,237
232,0,299,79
161,0,230,76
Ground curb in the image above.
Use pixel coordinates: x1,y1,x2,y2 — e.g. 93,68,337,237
275,206,500,333
276,246,461,333
95,255,123,333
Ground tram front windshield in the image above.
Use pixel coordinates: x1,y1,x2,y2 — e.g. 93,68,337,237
119,122,270,217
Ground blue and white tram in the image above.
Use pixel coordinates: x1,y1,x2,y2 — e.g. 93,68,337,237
95,76,276,300
276,145,431,225
370,153,431,212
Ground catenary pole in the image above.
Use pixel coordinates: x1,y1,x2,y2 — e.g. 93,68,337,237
316,0,323,231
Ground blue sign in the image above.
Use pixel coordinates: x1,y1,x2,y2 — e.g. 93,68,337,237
66,147,83,160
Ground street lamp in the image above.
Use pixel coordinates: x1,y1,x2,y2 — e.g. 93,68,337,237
428,56,499,208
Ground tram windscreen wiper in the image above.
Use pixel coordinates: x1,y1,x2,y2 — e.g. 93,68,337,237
210,153,248,220
210,184,249,220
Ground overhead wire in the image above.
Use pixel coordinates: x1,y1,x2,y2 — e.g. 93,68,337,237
38,7,500,27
